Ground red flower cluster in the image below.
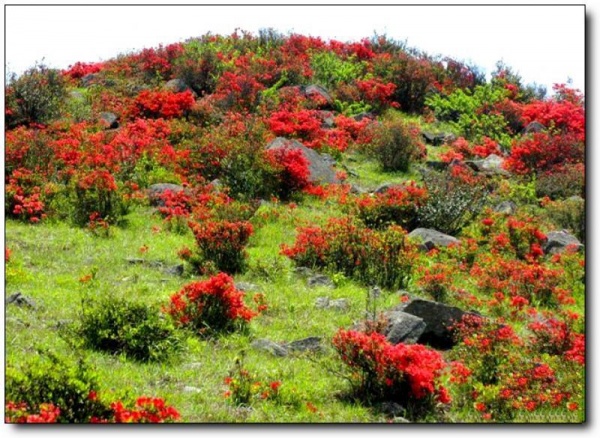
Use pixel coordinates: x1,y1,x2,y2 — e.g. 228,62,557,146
95,397,180,423
332,329,450,409
5,402,61,423
62,62,103,80
188,219,253,274
131,90,195,119
265,146,312,199
164,272,256,335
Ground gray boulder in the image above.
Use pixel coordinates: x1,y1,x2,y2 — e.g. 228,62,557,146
316,110,335,128
308,274,335,289
285,336,322,353
266,137,340,184
251,339,288,357
466,154,510,176
523,121,546,134
164,78,192,93
100,112,119,130
315,297,349,311
6,292,36,309
235,282,260,292
147,183,185,207
304,84,333,108
494,200,518,215
384,311,427,345
408,228,460,251
542,230,584,255
399,299,471,349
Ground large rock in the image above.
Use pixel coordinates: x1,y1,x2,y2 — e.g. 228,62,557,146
147,183,185,207
99,112,119,130
466,154,510,176
408,228,460,251
400,299,471,349
304,84,333,108
251,339,288,357
6,292,36,309
266,137,340,184
494,200,517,215
523,121,546,134
163,78,192,93
384,311,427,345
542,230,584,254
285,336,322,353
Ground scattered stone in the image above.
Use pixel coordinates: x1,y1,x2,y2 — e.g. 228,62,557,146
164,264,184,276
352,112,375,122
523,121,546,134
466,154,510,176
380,402,406,418
235,282,260,292
183,386,202,393
304,84,333,108
251,339,288,357
384,311,427,345
421,131,447,146
349,184,368,195
308,274,335,289
81,73,98,87
6,292,36,309
294,266,314,277
372,183,403,194
408,228,460,251
286,336,322,353
99,112,119,130
316,110,335,128
494,200,517,215
147,183,185,207
126,257,146,265
542,230,584,255
266,137,340,184
400,298,471,349
164,78,193,94
315,297,349,311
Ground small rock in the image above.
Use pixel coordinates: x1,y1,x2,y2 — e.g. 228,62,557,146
294,266,314,277
380,402,406,417
164,78,192,93
286,336,322,353
251,339,288,357
424,161,449,171
147,183,185,207
315,297,331,309
372,183,403,194
542,230,584,255
329,298,349,311
81,73,98,87
100,112,119,130
308,274,335,289
523,121,546,134
494,201,518,215
349,184,368,195
6,292,36,309
384,311,427,345
183,386,202,393
408,228,460,251
235,282,260,292
304,84,333,108
165,264,184,276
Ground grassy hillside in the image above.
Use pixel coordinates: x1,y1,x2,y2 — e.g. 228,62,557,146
4,30,585,423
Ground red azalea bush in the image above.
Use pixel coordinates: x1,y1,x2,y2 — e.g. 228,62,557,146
131,89,195,119
5,402,61,423
505,132,584,175
281,217,417,289
93,397,181,423
62,62,103,80
187,219,253,274
450,315,578,422
164,272,256,336
355,182,427,230
72,169,126,226
332,329,450,419
265,146,312,199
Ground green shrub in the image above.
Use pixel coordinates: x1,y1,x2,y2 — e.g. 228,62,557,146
310,51,366,90
71,170,129,227
79,297,181,362
364,116,425,172
544,197,585,242
172,40,223,96
535,164,585,200
5,63,69,128
417,168,489,235
5,351,111,423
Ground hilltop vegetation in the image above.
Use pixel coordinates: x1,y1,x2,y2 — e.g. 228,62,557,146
5,30,584,423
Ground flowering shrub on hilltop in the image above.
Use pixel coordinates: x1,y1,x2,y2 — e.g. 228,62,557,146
164,273,257,336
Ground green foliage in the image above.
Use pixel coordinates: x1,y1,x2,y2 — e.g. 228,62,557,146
535,165,585,200
5,351,112,423
363,115,424,172
173,40,224,96
5,63,69,127
310,52,366,90
544,197,585,242
131,154,182,188
425,84,513,146
78,296,181,362
417,169,489,235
